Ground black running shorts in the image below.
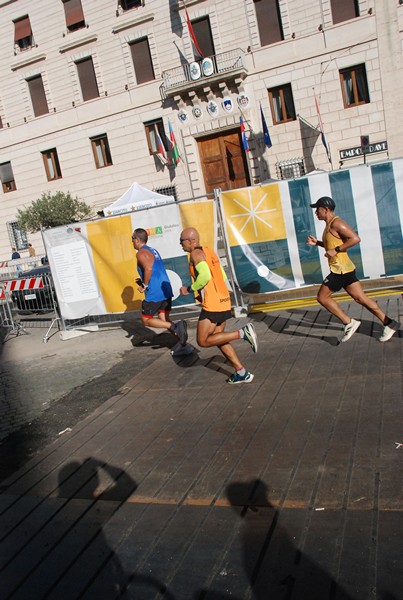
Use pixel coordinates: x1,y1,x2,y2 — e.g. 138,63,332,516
322,270,359,292
199,308,232,324
142,298,172,317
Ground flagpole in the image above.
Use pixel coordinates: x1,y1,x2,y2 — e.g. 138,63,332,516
313,88,333,170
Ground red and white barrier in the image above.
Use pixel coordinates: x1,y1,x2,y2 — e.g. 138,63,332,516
0,287,5,300
3,278,44,292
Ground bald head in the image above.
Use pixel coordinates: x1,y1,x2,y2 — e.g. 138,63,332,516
180,227,200,252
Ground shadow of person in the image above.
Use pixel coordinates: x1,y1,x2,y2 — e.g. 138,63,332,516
121,286,141,312
263,312,340,346
226,479,354,600
55,458,177,599
52,457,138,598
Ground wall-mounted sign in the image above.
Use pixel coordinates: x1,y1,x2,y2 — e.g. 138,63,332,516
192,105,203,120
207,100,219,117
339,141,388,160
178,109,189,124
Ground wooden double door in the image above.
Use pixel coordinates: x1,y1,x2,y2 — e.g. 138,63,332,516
197,129,251,195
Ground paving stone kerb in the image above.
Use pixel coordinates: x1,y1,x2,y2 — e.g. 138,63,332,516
0,295,402,598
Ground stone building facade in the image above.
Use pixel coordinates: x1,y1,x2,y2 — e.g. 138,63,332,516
0,0,402,257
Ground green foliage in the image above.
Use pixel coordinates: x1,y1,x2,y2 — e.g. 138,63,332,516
16,191,94,233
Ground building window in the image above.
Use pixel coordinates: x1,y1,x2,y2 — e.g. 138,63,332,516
119,0,142,11
191,16,215,57
276,158,305,180
42,149,62,181
253,0,284,46
63,0,86,32
331,0,359,25
130,38,155,84
153,185,177,201
0,162,16,193
14,15,33,51
76,57,99,101
90,134,113,168
144,119,168,155
268,84,296,124
7,221,28,251
27,75,49,117
340,64,370,107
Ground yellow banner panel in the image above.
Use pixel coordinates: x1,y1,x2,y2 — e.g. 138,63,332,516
179,200,215,250
221,184,286,246
87,216,142,313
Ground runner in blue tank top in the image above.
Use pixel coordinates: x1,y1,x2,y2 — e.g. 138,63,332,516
132,228,187,346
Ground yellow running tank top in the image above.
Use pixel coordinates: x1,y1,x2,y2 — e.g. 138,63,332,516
190,247,231,312
323,216,355,274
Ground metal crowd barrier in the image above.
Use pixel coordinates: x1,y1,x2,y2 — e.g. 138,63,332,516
0,283,27,340
0,273,60,343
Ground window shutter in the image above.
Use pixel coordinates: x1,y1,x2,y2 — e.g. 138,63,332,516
331,0,359,24
0,162,14,184
28,75,49,117
130,38,155,84
254,0,283,46
14,16,32,42
64,0,85,27
76,58,99,101
191,17,215,57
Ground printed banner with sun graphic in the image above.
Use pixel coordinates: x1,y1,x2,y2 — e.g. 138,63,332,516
220,185,295,293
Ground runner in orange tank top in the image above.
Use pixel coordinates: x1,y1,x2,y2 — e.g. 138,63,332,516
179,227,258,384
307,196,399,343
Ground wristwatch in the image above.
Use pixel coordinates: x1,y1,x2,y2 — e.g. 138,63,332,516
335,246,342,253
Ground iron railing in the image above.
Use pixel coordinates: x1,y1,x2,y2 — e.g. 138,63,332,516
160,48,247,98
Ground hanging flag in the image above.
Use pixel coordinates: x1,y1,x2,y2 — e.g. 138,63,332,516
260,103,272,148
155,130,167,160
168,119,181,167
314,94,332,164
182,2,203,60
240,116,250,152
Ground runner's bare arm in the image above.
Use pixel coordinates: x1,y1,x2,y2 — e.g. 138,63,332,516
326,218,361,257
136,248,154,287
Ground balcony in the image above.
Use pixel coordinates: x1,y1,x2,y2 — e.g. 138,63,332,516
160,48,247,99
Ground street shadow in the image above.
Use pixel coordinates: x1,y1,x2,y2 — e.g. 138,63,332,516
263,312,340,346
55,458,174,598
225,479,354,600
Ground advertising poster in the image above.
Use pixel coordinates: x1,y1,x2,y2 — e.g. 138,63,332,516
43,200,216,320
220,160,403,294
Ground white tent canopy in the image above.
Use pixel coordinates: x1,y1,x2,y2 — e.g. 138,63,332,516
103,182,175,216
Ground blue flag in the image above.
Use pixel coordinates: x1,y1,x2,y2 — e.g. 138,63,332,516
260,103,272,148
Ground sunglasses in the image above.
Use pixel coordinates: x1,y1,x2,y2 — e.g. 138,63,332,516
179,237,193,243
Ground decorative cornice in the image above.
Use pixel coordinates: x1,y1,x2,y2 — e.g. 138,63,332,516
11,52,46,71
59,34,98,53
112,12,154,34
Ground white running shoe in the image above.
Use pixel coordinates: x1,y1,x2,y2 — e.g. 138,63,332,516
379,319,399,343
340,318,361,343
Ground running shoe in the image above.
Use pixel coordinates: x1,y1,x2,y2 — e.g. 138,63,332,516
242,323,258,353
173,320,188,345
340,318,361,343
226,371,254,384
379,319,399,342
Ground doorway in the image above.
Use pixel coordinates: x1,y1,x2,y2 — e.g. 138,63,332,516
197,129,251,194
